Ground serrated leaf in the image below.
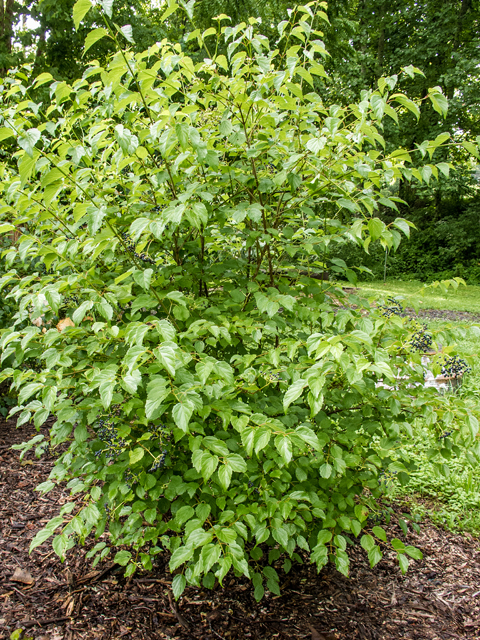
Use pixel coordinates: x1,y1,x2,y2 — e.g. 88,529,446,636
129,447,144,465
283,378,306,410
274,434,292,464
372,526,387,542
119,24,134,43
172,574,186,599
101,0,114,17
405,545,423,560
154,344,176,377
218,464,232,489
73,0,92,30
398,553,409,574
429,90,448,117
18,128,41,158
84,28,109,55
29,527,53,552
169,545,194,571
172,401,194,433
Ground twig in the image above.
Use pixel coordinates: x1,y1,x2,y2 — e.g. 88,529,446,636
168,592,190,629
19,615,76,629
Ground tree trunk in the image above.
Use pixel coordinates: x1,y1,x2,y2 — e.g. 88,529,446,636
375,2,386,79
0,0,15,75
453,0,472,51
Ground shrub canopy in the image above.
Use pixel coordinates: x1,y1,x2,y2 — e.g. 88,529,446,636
0,1,478,600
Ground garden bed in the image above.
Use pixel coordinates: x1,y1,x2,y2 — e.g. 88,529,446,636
1,419,479,639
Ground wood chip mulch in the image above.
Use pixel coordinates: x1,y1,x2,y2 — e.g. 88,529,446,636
1,419,480,640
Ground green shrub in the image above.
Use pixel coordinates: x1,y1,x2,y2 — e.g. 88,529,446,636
0,1,479,599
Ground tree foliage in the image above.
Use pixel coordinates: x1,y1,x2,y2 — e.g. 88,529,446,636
0,1,479,598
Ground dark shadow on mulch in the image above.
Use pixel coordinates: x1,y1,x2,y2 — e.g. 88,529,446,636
1,418,480,640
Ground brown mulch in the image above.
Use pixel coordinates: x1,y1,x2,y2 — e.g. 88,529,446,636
1,419,480,640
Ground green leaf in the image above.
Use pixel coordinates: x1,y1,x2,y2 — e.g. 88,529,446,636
295,425,321,450
428,90,448,117
398,553,409,574
84,28,109,55
218,463,233,489
367,545,382,568
154,344,176,377
172,574,186,600
29,527,53,552
462,140,480,159
72,300,94,324
119,25,135,43
172,401,194,433
467,414,479,439
360,534,375,552
101,0,114,18
226,454,247,472
115,550,132,566
73,0,93,30
0,223,15,234
0,126,14,141
392,94,420,120
201,453,219,481
18,128,41,158
368,217,385,241
405,546,423,560
175,505,195,525
372,526,387,542
129,448,144,465
254,583,265,601
283,378,306,410
169,545,194,571
133,268,153,290
274,435,292,464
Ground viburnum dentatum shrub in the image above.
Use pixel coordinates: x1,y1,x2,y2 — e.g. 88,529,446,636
0,1,479,600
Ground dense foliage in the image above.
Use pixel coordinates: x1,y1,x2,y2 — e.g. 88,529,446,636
3,2,480,282
0,1,479,599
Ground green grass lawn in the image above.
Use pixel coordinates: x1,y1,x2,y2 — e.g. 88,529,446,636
357,279,480,314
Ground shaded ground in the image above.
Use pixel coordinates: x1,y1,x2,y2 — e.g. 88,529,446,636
1,419,480,640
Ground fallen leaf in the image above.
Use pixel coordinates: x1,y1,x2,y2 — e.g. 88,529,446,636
57,317,75,332
12,567,34,584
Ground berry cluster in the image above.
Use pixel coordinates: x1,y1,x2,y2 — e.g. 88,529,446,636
95,406,127,461
121,232,156,265
439,430,452,439
248,481,260,495
441,355,472,378
381,297,403,318
378,469,398,486
148,423,170,472
40,264,55,275
150,449,167,472
20,357,42,373
63,294,79,306
409,324,433,352
116,301,132,314
269,373,282,382
124,468,138,489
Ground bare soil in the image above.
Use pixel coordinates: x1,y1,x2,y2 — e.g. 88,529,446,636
1,419,480,640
